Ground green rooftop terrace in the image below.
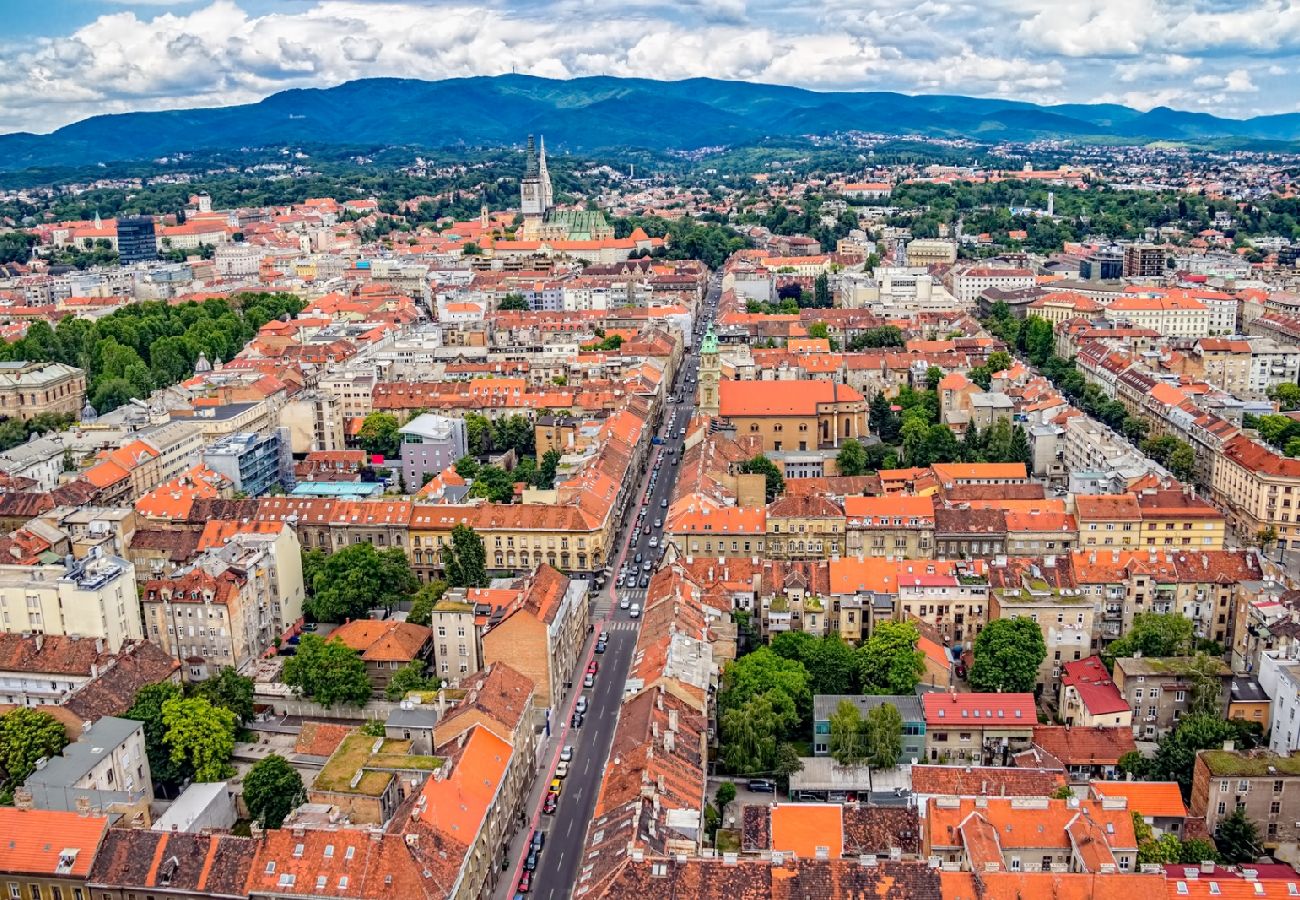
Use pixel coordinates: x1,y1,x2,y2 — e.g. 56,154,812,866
313,733,443,796
1200,750,1300,777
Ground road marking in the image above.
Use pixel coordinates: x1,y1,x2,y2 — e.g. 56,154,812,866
567,819,574,836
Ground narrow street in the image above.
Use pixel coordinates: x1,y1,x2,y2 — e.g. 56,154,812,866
498,276,719,899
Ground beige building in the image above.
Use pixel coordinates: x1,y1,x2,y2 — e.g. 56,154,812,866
1192,749,1300,854
0,554,140,652
765,494,847,559
1112,655,1231,741
844,494,934,557
480,565,588,710
0,361,86,422
988,560,1095,692
1074,494,1143,549
1213,434,1300,550
718,378,867,452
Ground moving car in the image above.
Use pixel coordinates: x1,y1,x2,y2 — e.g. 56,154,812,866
661,498,669,507
619,596,630,609
595,640,607,654
543,794,557,815
560,745,573,763
648,536,658,548
630,603,641,619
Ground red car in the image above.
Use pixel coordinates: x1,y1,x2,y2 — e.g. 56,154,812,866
518,870,532,893
543,794,558,815
586,660,599,675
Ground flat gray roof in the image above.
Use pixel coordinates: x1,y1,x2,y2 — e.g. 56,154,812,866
813,694,924,723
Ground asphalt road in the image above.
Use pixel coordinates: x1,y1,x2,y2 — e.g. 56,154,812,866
504,279,720,899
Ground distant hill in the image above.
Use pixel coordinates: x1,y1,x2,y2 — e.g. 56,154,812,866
3,74,1299,171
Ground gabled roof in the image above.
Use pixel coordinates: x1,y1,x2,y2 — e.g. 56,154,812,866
328,620,431,663
1091,781,1187,819
0,806,109,877
922,692,1036,727
1031,725,1137,765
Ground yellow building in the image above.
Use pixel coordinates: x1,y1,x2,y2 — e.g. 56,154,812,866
1213,435,1300,549
1136,489,1227,550
1074,493,1143,549
765,495,847,559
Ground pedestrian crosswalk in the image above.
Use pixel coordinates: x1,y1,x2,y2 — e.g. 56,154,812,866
605,620,638,632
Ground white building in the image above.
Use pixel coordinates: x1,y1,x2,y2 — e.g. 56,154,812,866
1259,651,1300,756
952,267,1035,303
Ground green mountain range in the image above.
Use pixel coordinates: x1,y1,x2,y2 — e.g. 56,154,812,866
3,74,1298,171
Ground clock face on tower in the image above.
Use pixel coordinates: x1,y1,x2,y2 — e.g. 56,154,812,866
523,185,535,199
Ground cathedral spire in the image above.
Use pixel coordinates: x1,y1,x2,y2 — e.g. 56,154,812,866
538,136,553,211
524,134,539,177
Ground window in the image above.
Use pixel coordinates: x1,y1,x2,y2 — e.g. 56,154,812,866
1010,857,1021,872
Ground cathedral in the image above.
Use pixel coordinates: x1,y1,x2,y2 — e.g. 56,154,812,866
518,134,614,242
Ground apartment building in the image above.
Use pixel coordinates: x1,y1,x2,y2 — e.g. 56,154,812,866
953,267,1036,304
480,565,588,709
1213,435,1300,549
1191,749,1300,852
925,796,1138,874
24,716,152,817
1058,656,1133,729
1112,655,1232,740
765,495,846,559
988,557,1094,692
399,413,467,485
844,494,935,557
0,361,86,422
1123,244,1165,278
0,633,118,706
921,692,1036,764
0,553,140,652
1075,494,1143,549
1135,489,1227,549
812,694,925,761
202,429,295,497
0,805,110,900
897,559,988,648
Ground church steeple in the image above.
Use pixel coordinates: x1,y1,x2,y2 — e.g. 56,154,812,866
699,325,720,417
520,134,543,218
538,136,553,212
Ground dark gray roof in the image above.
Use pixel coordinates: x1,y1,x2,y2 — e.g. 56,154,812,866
813,694,924,723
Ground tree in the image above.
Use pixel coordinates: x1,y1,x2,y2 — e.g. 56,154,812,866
865,702,904,768
986,351,1013,374
1256,526,1279,555
306,544,419,622
720,647,809,737
533,448,562,488
0,708,69,786
900,417,930,467
813,273,831,308
739,455,785,502
1137,832,1184,864
243,754,305,828
925,423,961,463
125,681,187,789
464,413,491,454
858,621,925,695
407,579,448,626
829,700,867,767
1179,838,1221,864
161,696,236,782
442,523,487,587
969,617,1046,694
1269,382,1300,411
805,635,859,695
282,634,373,707
498,293,529,311
386,661,440,700
1052,785,1074,800
870,392,900,444
773,742,804,790
1168,444,1196,482
715,781,737,815
849,326,904,350
191,667,255,724
358,412,401,459
1009,425,1032,468
1105,612,1194,665
720,692,787,774
1216,808,1263,864
1148,715,1247,795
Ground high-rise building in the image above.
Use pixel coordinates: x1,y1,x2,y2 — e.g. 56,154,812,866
202,429,294,497
1123,243,1164,278
116,216,157,264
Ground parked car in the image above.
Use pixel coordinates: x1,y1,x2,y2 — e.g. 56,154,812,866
560,745,573,762
595,640,607,654
543,794,557,815
587,660,599,675
583,673,594,688
648,536,659,548
654,518,662,528
548,778,562,795
571,711,584,728
524,850,538,871
518,871,532,893
748,779,775,793
576,696,589,714
599,631,609,643
555,760,569,778
530,830,545,852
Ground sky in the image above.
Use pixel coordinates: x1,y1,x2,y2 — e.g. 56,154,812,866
0,0,1296,135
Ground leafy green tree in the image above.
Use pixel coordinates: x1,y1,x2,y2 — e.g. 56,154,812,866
1104,612,1194,666
407,579,448,626
1269,382,1300,411
901,417,930,467
857,621,925,695
1137,832,1184,864
739,455,785,502
533,448,562,488
813,273,831,308
715,780,737,814
870,393,900,444
720,647,810,736
865,702,904,768
463,413,491,454
849,326,905,349
386,661,440,700
805,635,859,696
358,412,401,459
986,351,1013,374
161,696,236,782
926,366,943,391
1167,445,1196,481
306,544,419,622
829,700,867,767
925,423,961,463
1216,808,1263,864
1179,838,1221,864
243,754,306,828
772,742,804,789
1148,714,1260,795
720,692,790,774
125,682,188,789
191,667,255,724
970,617,1046,694
498,293,529,311
443,523,487,587
282,634,373,707
0,708,69,786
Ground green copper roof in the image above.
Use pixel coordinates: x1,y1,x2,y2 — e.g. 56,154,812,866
701,325,718,354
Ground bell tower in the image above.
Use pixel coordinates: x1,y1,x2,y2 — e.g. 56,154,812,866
698,326,720,417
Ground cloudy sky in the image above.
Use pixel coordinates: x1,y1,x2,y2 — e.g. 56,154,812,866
1,0,1296,135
